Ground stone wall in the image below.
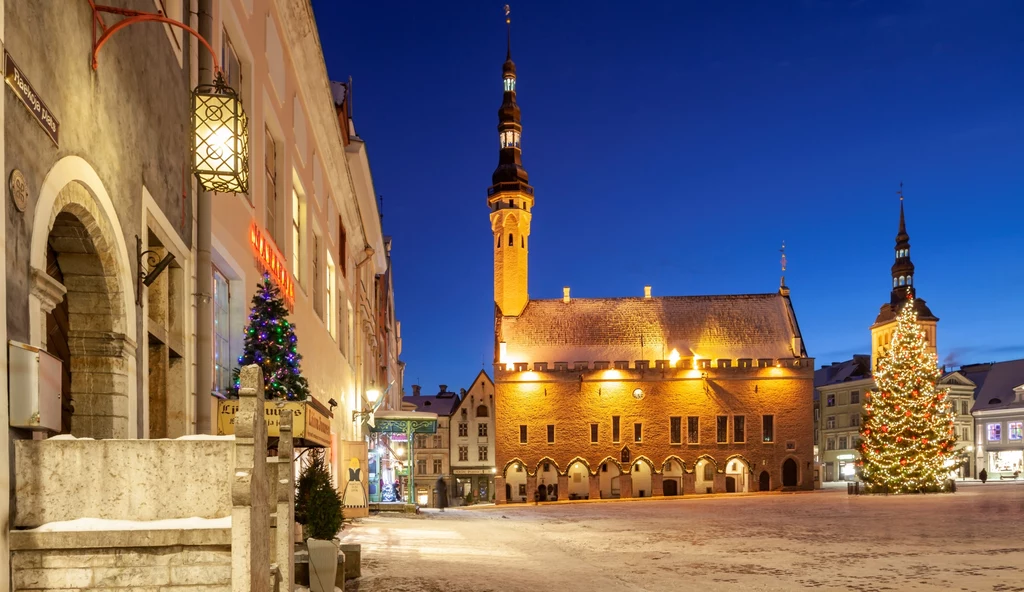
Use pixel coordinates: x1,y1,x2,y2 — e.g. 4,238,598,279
14,438,233,527
11,531,231,591
494,362,816,498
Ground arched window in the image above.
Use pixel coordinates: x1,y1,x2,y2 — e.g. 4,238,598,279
508,233,514,247
899,276,905,286
893,277,897,288
906,275,912,285
476,405,488,418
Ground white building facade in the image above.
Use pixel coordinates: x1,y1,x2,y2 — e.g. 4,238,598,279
449,371,497,504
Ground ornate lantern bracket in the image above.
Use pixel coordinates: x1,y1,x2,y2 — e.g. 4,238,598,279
88,1,221,72
136,235,176,306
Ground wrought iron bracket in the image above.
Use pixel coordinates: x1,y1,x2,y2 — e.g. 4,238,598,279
88,1,220,72
136,235,175,306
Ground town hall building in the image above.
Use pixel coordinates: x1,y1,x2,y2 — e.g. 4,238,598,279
488,17,815,503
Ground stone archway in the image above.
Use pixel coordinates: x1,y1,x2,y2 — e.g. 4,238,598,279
31,180,135,439
504,461,528,503
782,458,799,487
758,470,771,491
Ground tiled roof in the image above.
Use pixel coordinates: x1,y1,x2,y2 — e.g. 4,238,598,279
815,356,871,388
402,395,460,417
964,359,1024,412
501,293,804,364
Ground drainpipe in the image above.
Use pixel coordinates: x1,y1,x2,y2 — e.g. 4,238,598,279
353,246,375,439
194,0,214,434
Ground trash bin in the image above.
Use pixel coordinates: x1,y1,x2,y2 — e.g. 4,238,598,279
854,481,860,495
847,482,854,495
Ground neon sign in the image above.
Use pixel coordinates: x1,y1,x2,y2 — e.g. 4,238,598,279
249,223,295,305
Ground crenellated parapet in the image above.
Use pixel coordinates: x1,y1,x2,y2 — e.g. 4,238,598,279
494,356,813,381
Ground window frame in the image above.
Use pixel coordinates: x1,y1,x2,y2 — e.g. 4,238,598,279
264,126,279,244
762,415,774,443
458,422,468,437
670,416,682,445
687,416,699,444
590,423,599,444
716,415,728,444
478,423,488,437
291,187,305,287
612,415,620,443
546,424,555,444
478,446,488,462
634,422,643,443
733,415,745,443
826,393,835,407
458,446,468,462
519,424,527,444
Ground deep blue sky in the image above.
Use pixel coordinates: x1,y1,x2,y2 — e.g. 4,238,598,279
313,1,1024,394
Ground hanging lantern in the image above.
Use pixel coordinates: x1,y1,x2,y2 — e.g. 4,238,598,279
192,73,249,193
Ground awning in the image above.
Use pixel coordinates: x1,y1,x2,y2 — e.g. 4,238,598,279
370,410,438,434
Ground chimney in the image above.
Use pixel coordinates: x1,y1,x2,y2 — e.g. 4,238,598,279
411,384,421,396
644,285,652,299
439,384,447,395
563,287,570,303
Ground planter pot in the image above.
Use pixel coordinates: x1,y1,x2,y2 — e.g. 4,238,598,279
306,537,339,592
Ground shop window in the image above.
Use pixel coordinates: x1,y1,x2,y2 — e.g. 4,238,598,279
762,415,774,443
670,417,681,444
688,416,699,443
716,416,728,443
458,446,468,461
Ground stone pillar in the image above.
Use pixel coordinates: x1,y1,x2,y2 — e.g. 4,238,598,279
619,473,634,498
713,472,726,493
526,475,537,503
495,476,506,504
651,473,664,497
588,474,601,500
68,331,135,439
557,475,569,501
232,364,269,592
276,409,295,592
30,267,67,349
682,473,697,495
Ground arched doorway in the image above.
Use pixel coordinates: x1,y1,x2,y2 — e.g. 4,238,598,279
782,458,799,487
694,458,716,494
45,243,73,434
504,462,528,503
663,459,684,496
567,461,590,500
725,458,749,493
598,460,622,499
536,459,559,501
631,459,653,498
758,470,771,492
30,172,137,440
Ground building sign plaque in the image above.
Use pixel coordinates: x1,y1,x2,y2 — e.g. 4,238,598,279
4,51,59,146
249,223,295,305
217,398,331,448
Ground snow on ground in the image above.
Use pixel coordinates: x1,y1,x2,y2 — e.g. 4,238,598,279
26,516,231,532
341,481,1024,592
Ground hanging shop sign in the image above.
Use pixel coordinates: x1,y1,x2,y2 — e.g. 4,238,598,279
216,398,331,448
4,51,59,146
249,222,295,305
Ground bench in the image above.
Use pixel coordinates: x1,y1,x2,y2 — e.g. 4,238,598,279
999,474,1018,480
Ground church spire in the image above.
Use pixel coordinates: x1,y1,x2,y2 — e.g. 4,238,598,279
889,182,915,305
490,4,531,192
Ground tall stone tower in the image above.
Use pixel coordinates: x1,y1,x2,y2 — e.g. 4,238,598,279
488,8,533,318
870,194,939,370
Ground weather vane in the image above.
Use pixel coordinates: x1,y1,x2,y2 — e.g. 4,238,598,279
779,241,787,288
505,4,510,24
897,181,904,201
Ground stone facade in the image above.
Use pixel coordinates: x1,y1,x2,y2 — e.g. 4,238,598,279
449,371,497,503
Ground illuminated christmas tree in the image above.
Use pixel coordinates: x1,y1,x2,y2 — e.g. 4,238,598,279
858,295,956,493
230,273,309,400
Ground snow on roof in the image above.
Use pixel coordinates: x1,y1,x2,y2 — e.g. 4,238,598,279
375,410,439,421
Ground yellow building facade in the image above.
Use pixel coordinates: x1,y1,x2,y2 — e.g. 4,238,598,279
488,21,815,503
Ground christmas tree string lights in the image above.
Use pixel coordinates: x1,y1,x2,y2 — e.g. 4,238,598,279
229,273,309,400
858,295,957,493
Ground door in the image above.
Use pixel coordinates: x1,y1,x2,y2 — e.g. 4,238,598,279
759,470,770,491
725,476,736,493
45,244,73,434
664,479,679,496
783,459,799,487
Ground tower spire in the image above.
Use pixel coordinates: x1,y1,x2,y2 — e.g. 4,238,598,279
505,5,512,60
889,182,915,304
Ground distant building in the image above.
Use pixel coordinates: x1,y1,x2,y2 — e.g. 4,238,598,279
816,356,873,482
449,371,497,504
403,385,459,506
964,360,1024,478
487,20,814,503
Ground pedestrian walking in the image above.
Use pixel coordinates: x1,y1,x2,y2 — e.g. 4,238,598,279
979,468,988,484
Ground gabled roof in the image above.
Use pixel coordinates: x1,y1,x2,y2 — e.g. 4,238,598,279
450,370,495,417
815,356,871,388
938,371,976,387
963,359,1024,413
501,293,805,363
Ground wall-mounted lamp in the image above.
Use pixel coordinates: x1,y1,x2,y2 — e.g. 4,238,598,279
328,398,338,412
352,387,383,426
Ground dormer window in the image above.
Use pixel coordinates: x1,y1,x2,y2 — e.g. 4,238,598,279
504,76,515,92
500,129,521,149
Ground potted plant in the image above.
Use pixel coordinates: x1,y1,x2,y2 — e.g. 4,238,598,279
297,450,343,592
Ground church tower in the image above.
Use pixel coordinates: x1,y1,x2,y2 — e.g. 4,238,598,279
488,6,533,318
870,191,939,369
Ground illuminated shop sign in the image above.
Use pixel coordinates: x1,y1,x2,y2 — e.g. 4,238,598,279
249,223,294,305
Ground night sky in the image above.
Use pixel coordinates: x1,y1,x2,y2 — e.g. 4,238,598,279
313,1,1024,394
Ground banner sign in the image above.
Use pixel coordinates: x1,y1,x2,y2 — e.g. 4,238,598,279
217,398,331,448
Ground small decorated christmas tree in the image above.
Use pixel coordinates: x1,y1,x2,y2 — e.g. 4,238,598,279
230,274,309,400
858,295,957,493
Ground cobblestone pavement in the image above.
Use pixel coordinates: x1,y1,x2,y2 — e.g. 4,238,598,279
342,482,1024,592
